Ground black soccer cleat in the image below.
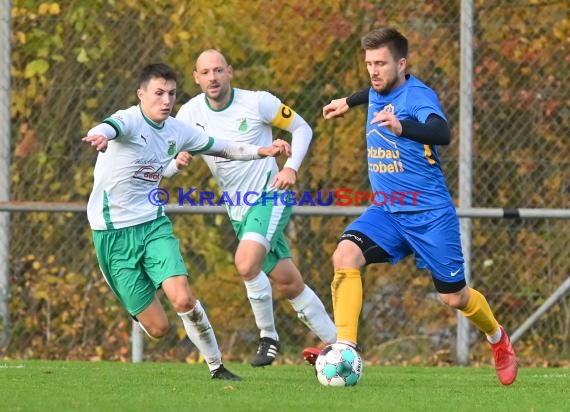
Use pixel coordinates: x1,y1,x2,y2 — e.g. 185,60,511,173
211,364,242,381
251,337,280,367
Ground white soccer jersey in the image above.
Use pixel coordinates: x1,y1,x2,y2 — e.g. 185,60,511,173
87,105,218,230
176,88,295,221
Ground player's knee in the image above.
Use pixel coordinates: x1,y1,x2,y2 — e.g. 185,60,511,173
274,276,304,299
332,244,362,268
141,321,169,339
439,289,469,309
169,294,195,313
234,257,261,279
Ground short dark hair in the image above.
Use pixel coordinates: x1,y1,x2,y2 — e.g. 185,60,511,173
361,28,408,60
138,63,178,88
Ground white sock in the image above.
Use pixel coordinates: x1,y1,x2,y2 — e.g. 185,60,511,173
487,328,502,344
178,301,222,372
244,271,279,341
289,285,337,344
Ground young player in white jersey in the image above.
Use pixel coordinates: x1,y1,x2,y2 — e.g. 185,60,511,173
84,63,290,380
164,50,336,367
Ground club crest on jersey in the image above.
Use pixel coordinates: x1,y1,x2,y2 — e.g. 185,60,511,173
167,140,176,156
238,118,249,133
383,104,395,113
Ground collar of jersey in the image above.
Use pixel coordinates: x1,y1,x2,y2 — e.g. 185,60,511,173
205,88,234,112
139,105,165,130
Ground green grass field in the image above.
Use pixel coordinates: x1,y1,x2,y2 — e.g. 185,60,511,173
1,360,568,412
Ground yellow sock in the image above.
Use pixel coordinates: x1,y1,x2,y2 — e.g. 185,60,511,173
331,268,362,344
460,287,500,336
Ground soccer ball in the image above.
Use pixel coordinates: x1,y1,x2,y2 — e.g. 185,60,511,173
315,343,363,387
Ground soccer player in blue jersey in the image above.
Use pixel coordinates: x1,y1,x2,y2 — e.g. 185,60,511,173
318,28,517,385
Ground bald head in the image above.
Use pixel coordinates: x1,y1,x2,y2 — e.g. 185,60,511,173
193,49,234,109
195,49,229,71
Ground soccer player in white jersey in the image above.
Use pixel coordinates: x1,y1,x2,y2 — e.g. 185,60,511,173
164,50,336,367
83,63,291,380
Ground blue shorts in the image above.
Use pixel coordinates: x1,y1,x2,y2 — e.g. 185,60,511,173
344,204,465,283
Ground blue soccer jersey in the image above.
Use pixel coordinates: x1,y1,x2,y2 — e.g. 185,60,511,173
366,75,452,212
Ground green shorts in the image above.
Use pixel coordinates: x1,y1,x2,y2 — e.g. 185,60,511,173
231,196,292,274
92,216,188,316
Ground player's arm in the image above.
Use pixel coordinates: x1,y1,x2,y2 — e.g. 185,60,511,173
175,105,291,160
163,152,193,178
399,114,450,145
82,110,133,152
165,137,290,178
267,100,313,189
82,121,119,152
200,137,290,159
181,126,291,160
322,88,369,119
371,112,450,145
346,88,370,107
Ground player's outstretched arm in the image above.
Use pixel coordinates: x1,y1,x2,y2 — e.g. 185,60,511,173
322,98,350,120
323,88,369,120
164,139,290,178
82,134,109,152
82,122,118,152
202,137,291,160
258,139,292,158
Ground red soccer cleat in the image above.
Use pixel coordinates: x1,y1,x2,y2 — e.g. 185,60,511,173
490,326,518,385
302,347,321,366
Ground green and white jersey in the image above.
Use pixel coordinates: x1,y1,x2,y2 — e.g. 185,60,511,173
87,105,214,230
176,88,295,221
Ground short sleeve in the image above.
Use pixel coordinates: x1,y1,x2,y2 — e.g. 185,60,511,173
258,91,296,130
257,91,283,124
103,108,136,139
175,119,214,154
407,87,446,123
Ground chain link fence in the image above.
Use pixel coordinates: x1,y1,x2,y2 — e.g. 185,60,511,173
2,0,568,366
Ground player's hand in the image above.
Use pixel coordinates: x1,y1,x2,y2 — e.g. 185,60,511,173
82,134,109,152
370,111,402,136
271,167,297,190
175,151,193,169
259,139,291,157
323,97,349,119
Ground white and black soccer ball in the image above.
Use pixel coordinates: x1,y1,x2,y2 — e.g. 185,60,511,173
315,343,363,387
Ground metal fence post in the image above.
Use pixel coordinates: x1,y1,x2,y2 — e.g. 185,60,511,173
457,0,474,366
132,319,144,363
0,0,12,350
